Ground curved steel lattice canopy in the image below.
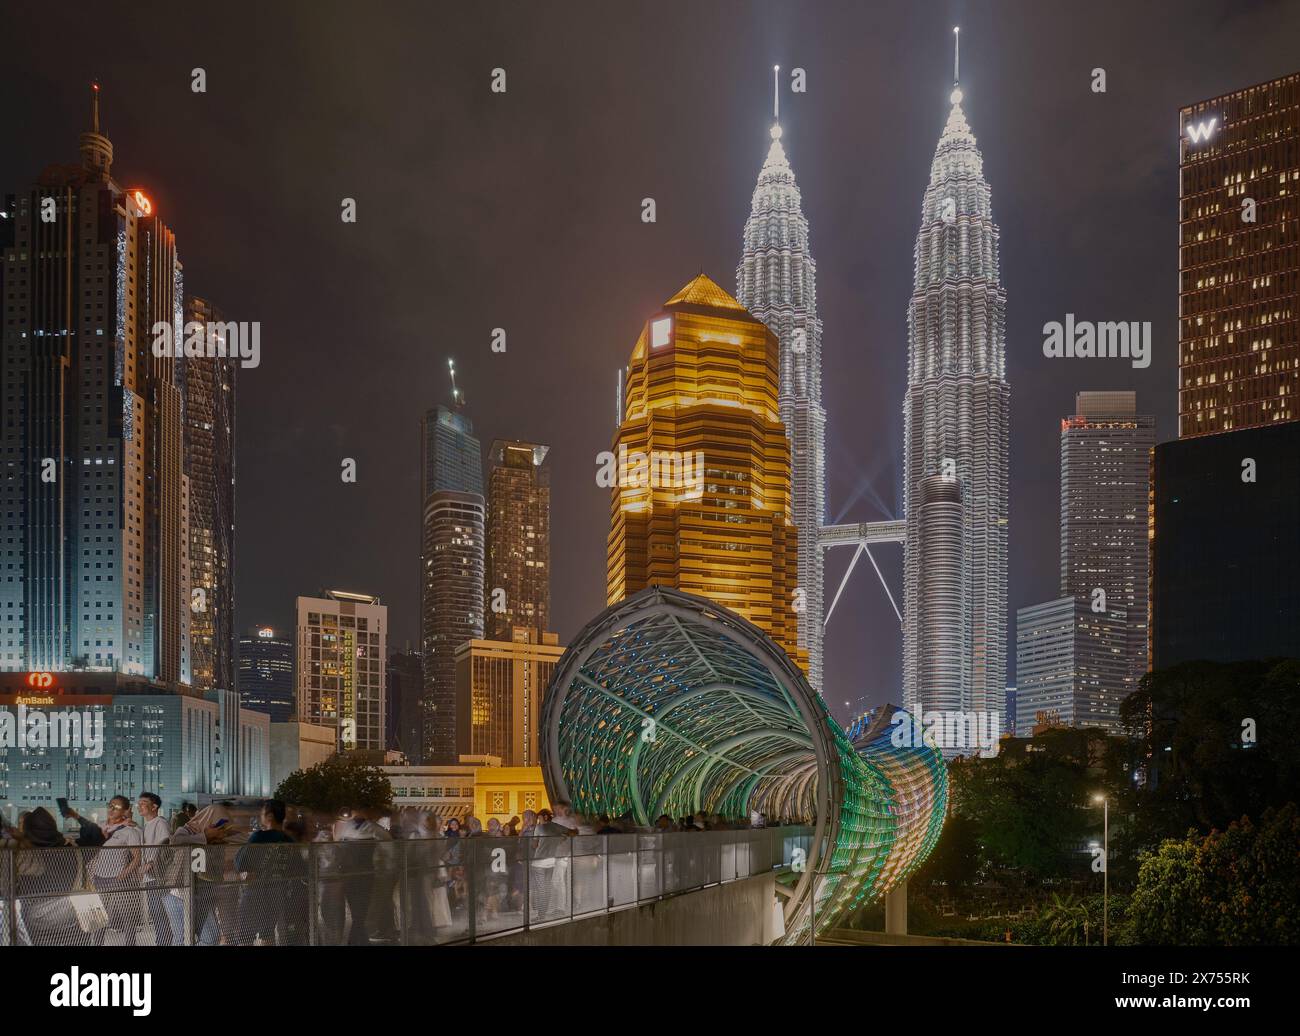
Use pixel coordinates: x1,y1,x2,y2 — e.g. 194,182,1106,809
540,587,947,938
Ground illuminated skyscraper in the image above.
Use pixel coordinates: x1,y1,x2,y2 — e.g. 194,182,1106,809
1179,72,1300,437
607,273,805,666
295,590,387,753
0,85,190,681
454,625,564,767
422,490,484,763
736,79,827,689
485,439,550,639
1060,391,1154,692
238,625,294,723
183,296,237,694
419,384,485,764
903,37,1010,719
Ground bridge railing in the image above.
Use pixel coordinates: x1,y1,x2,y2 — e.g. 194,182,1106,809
0,825,813,946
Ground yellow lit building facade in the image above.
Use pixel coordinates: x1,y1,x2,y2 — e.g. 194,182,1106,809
454,627,564,767
607,273,806,670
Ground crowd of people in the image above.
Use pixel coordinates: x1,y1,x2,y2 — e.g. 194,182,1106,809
0,794,790,945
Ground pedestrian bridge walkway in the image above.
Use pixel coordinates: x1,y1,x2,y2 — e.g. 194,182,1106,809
0,826,812,946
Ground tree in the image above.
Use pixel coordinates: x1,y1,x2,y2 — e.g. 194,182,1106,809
274,755,393,815
1120,659,1300,842
1123,804,1300,945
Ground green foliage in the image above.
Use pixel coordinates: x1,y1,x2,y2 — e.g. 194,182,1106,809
1119,659,1300,843
948,727,1106,880
1122,804,1300,946
274,754,393,815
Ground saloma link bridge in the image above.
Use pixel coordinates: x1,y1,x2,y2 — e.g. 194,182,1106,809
540,586,946,943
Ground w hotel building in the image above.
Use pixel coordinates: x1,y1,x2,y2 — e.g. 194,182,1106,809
1152,73,1300,667
607,273,805,669
1179,72,1299,435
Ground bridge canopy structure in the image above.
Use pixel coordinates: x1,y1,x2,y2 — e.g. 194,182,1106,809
540,586,947,939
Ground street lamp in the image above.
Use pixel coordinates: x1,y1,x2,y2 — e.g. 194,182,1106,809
1092,793,1108,946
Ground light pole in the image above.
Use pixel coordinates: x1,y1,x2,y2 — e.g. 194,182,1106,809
1092,793,1108,946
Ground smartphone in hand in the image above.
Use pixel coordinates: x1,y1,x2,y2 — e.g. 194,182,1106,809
56,797,71,818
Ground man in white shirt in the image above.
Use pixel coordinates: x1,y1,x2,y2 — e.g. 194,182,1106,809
137,792,181,945
89,796,144,945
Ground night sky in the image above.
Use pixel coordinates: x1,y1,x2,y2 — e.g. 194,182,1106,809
4,0,1297,724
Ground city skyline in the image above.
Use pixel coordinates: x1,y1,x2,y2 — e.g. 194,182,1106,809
2,2,1298,725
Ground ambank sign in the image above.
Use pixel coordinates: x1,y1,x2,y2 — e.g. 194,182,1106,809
0,673,109,759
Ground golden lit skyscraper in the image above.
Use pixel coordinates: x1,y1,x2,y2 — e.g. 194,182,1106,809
607,273,805,668
1179,72,1300,436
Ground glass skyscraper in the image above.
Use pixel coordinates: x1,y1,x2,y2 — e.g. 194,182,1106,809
419,399,484,763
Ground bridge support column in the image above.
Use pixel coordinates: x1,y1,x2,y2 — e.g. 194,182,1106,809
885,880,908,936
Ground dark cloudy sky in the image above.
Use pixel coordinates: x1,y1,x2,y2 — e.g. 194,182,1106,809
4,0,1298,724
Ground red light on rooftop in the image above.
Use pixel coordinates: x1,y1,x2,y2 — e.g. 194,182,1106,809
131,189,152,215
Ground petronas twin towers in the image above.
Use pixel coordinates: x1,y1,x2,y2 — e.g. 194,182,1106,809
736,42,1008,720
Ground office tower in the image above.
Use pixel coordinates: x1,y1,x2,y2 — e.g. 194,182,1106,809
1179,72,1300,437
295,590,387,753
0,85,192,680
0,670,271,815
182,296,236,694
607,273,805,666
1060,391,1155,691
1015,597,1129,735
454,626,564,767
736,93,827,689
419,393,485,764
237,625,295,723
421,403,483,499
903,48,1010,718
1151,421,1300,667
1004,685,1016,737
387,649,424,763
485,439,550,639
421,492,484,762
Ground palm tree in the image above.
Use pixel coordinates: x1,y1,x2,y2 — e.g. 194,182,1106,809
1041,892,1089,946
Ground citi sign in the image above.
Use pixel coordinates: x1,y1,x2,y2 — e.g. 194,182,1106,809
1184,117,1218,145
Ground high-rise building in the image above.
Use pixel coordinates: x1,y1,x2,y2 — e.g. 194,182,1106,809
1060,391,1155,692
485,440,550,639
183,296,236,694
295,591,387,753
418,394,484,765
1015,596,1129,735
736,97,827,689
903,47,1010,719
421,491,484,763
237,625,294,723
1179,72,1300,438
453,626,564,767
607,273,805,665
1,86,192,681
386,649,424,763
1151,420,1300,667
421,403,483,499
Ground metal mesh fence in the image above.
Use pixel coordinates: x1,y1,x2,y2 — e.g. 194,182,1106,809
0,826,811,945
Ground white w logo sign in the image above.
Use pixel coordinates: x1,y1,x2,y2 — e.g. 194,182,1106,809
1185,118,1217,144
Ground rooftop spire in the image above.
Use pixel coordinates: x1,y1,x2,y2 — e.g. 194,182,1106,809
953,26,960,87
771,64,782,140
79,80,113,178
448,357,463,408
